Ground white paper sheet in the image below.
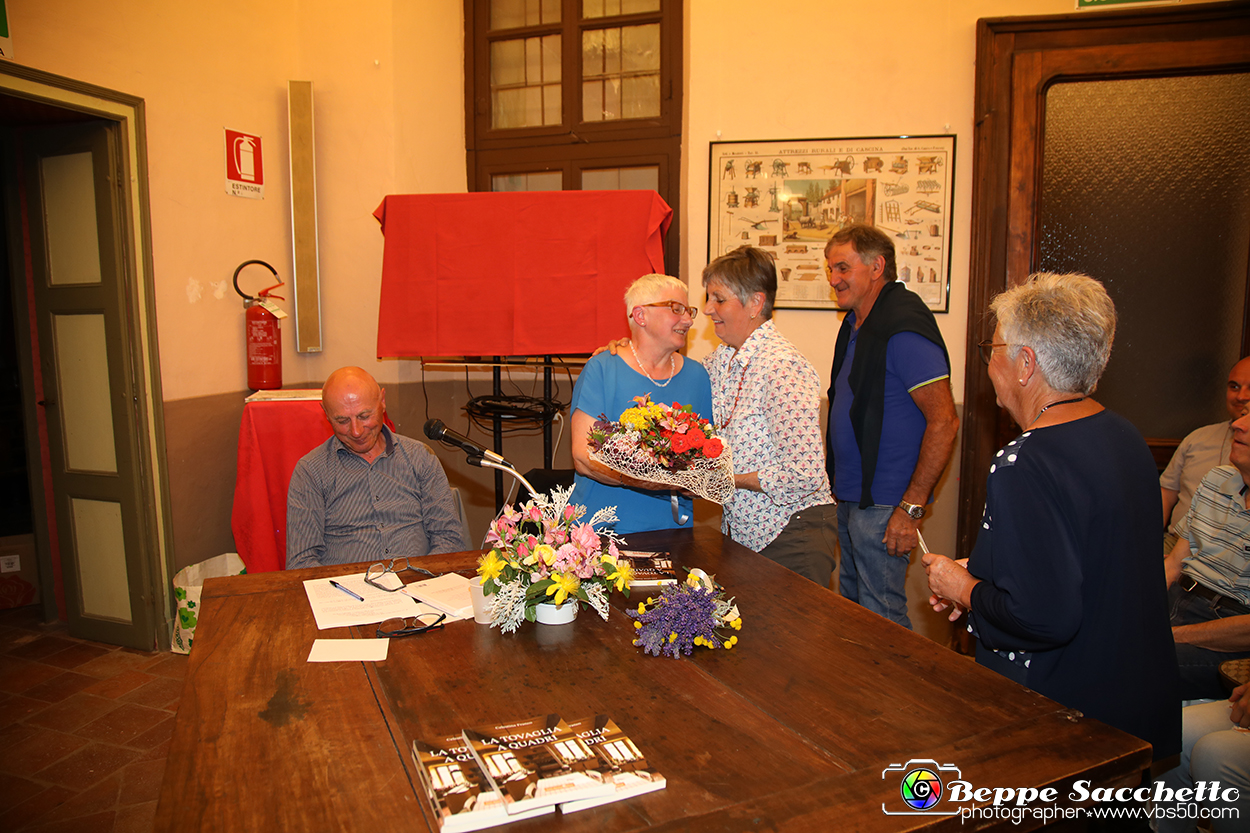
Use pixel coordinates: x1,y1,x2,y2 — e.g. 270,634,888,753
302,572,456,630
404,572,475,618
307,638,390,662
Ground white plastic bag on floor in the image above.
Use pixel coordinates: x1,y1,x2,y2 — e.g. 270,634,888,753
171,553,246,654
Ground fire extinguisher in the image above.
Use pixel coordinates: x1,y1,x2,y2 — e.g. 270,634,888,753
233,259,287,391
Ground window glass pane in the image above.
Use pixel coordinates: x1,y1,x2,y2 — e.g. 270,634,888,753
73,498,131,621
42,152,102,286
543,36,561,82
492,171,563,191
492,0,523,29
490,39,525,86
604,28,622,75
524,86,544,127
582,25,657,122
491,35,562,128
491,0,559,29
525,37,542,82
493,88,525,129
1038,73,1250,437
582,165,658,191
583,0,659,19
621,23,658,72
582,29,603,77
543,83,561,124
53,312,117,473
622,75,659,119
582,81,605,123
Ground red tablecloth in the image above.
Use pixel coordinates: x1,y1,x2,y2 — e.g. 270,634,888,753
230,398,394,573
373,191,672,357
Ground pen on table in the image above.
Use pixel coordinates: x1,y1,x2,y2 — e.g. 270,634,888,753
329,579,364,602
916,530,930,556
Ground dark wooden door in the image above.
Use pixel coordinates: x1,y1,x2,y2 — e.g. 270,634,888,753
959,3,1250,557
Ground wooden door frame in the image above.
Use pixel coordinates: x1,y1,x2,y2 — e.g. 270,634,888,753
958,1,1250,558
0,63,173,648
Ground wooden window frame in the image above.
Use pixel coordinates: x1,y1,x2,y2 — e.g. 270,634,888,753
465,0,683,275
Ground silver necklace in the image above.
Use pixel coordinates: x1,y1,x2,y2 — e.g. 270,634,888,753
629,341,675,388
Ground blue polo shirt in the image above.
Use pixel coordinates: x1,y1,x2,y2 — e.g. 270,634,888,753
829,329,949,505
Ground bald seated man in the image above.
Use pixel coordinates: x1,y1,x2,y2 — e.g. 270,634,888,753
286,367,468,569
1161,356,1250,552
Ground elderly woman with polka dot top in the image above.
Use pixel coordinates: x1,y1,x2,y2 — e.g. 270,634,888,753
923,272,1179,763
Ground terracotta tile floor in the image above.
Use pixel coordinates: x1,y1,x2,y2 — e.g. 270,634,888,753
0,605,186,832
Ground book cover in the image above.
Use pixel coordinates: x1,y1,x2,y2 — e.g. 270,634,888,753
411,732,554,832
461,714,615,815
560,716,667,813
620,551,678,590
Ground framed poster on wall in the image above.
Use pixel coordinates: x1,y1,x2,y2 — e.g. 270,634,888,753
708,135,955,312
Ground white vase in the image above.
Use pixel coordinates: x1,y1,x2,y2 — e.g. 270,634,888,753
534,601,577,625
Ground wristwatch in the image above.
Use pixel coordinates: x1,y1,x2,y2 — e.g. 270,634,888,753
898,500,926,520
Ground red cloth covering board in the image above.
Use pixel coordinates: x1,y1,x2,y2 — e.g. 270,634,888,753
230,398,395,573
373,191,672,357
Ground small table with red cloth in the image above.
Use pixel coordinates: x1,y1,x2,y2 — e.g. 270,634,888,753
373,191,672,357
230,395,394,573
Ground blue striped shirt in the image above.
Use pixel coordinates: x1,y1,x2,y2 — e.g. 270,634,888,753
286,427,467,568
1181,464,1250,604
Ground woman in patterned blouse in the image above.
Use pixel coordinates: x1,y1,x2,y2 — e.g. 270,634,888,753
700,247,837,585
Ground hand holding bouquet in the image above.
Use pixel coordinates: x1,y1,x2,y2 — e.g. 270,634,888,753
587,394,734,504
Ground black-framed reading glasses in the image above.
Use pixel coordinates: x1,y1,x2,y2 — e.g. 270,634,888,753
365,557,448,638
364,556,441,591
376,613,446,639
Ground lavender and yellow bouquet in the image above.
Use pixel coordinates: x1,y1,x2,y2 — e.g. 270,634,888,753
587,394,734,504
477,486,634,633
628,569,742,658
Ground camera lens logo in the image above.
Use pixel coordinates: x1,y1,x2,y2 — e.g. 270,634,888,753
899,767,943,811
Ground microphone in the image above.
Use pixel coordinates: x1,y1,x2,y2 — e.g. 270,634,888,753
424,419,511,467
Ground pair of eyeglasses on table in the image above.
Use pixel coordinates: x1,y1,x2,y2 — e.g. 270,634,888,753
365,557,447,638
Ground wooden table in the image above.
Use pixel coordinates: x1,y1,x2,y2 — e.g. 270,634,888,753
155,528,1149,831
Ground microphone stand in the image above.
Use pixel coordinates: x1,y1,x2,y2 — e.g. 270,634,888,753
467,455,538,503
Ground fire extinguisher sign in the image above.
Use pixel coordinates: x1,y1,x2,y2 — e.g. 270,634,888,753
224,128,264,200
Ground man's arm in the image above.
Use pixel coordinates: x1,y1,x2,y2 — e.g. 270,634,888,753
1173,613,1250,652
413,446,470,554
1162,487,1179,529
883,379,959,557
286,462,327,569
1164,534,1189,587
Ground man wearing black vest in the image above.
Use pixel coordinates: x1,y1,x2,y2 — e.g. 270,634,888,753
825,225,958,628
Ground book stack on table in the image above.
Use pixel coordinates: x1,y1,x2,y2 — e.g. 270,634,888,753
412,714,665,832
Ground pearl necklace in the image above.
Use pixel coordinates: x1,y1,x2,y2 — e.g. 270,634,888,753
629,341,675,388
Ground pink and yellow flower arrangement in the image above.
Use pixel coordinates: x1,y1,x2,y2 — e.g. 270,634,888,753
477,486,633,633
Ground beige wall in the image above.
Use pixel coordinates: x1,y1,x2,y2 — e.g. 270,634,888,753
11,0,467,399
11,0,1158,640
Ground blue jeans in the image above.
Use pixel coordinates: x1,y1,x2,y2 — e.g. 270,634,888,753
1169,581,1250,700
837,503,911,629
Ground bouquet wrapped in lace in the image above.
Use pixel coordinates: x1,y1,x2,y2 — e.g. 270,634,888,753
587,394,734,504
476,486,634,634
